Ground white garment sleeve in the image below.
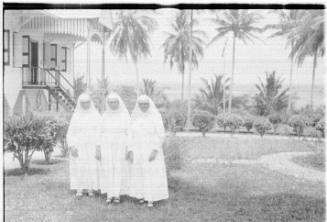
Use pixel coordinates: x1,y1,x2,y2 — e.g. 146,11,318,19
127,121,134,152
66,119,79,148
153,115,165,152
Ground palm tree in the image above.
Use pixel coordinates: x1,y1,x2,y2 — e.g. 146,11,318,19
290,10,324,108
194,75,229,115
264,10,304,112
209,10,262,113
254,71,289,116
141,78,168,108
162,11,205,102
110,11,157,94
142,78,156,97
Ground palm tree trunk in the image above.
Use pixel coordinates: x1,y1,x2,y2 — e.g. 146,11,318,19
134,61,140,95
223,85,226,113
186,10,193,130
310,51,318,109
102,40,106,80
287,41,294,112
287,57,294,112
181,71,185,102
228,34,236,113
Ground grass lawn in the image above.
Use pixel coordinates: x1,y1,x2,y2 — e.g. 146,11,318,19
5,136,325,222
292,152,325,172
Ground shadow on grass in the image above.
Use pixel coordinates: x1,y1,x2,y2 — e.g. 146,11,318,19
32,158,64,165
292,153,325,172
167,176,325,221
5,168,50,177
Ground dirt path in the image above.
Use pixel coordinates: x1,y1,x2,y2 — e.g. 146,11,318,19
192,152,324,182
257,152,324,182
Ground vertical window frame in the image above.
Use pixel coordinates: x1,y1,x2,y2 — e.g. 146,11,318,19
3,29,10,66
12,31,17,67
61,46,67,72
22,35,30,68
43,42,45,68
50,43,57,70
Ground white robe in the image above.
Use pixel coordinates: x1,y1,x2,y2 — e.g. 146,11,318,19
66,94,101,191
128,95,169,202
99,93,130,197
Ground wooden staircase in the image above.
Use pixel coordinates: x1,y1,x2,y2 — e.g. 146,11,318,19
22,66,76,112
47,86,76,112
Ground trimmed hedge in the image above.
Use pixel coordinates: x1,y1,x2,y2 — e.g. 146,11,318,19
192,110,215,136
253,117,272,138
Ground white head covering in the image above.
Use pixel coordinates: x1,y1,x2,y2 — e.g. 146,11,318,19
104,92,129,115
131,95,161,121
66,92,101,146
74,93,98,114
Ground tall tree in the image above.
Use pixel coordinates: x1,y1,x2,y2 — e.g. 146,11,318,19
290,10,324,108
265,10,304,112
254,71,289,116
209,10,262,113
110,10,157,94
163,10,205,102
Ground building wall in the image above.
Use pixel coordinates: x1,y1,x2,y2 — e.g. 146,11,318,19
4,11,75,116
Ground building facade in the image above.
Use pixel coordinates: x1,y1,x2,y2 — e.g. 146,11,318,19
4,10,111,117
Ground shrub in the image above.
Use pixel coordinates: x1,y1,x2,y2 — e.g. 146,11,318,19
280,112,291,124
253,117,272,138
304,127,321,138
243,115,254,132
295,105,325,127
34,112,70,157
50,119,69,157
288,115,309,137
164,110,186,134
4,114,56,174
217,113,243,134
268,113,283,134
192,111,215,136
275,124,292,136
216,113,229,131
315,118,325,137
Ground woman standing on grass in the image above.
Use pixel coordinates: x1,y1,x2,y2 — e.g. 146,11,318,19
100,92,131,204
126,95,169,207
66,93,102,197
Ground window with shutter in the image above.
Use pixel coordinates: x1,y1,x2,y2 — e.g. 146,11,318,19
4,30,10,66
50,44,57,70
13,33,22,67
22,35,30,67
61,47,67,72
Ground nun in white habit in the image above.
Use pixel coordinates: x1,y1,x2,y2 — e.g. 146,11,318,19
127,95,169,207
100,92,131,204
66,93,102,197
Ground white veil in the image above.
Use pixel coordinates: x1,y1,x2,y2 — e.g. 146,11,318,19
130,95,165,142
103,92,129,116
131,95,162,121
66,93,100,145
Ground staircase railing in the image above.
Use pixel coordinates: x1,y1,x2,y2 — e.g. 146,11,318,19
22,66,75,100
52,69,74,98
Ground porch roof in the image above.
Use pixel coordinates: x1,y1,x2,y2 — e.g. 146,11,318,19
19,10,113,44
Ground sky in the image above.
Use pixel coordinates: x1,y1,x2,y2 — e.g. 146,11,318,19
70,9,324,102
